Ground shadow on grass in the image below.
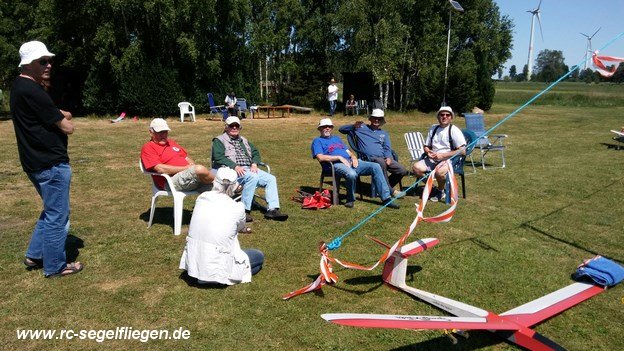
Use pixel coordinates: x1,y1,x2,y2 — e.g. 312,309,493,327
390,332,503,351
138,208,193,229
178,271,228,290
600,142,624,150
66,234,84,262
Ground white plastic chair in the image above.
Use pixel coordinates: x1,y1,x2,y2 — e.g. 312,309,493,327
177,102,196,122
139,160,198,235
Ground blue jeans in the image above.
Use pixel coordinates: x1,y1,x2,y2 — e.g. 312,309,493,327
333,160,391,203
25,163,72,276
329,100,336,116
237,167,280,211
243,249,264,275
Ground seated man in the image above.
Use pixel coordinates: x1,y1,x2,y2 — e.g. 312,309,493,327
339,108,407,198
225,91,238,117
412,106,466,202
345,94,357,116
141,118,214,192
311,118,399,209
212,116,288,222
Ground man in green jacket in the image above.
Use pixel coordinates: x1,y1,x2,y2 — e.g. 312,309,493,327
212,116,288,222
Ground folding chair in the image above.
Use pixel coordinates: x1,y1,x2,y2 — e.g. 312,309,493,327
404,131,426,169
318,161,340,205
207,93,228,120
139,160,198,236
356,100,369,115
236,98,249,119
462,113,507,169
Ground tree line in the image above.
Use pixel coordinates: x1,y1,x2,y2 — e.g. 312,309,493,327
506,49,624,83
0,0,513,116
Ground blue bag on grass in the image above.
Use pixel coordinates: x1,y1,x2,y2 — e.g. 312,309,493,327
572,255,624,287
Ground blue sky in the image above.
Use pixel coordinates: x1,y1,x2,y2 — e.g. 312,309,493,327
492,0,624,75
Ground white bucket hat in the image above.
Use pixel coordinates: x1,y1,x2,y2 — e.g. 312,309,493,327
318,118,334,128
18,41,55,67
225,116,241,126
437,106,455,118
149,118,171,132
214,167,239,196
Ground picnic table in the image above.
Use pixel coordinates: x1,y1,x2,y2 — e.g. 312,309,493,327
252,105,291,119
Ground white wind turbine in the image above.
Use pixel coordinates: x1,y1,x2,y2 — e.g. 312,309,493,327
580,27,601,70
526,0,544,81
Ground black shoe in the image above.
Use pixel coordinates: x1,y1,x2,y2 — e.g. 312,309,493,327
24,257,43,270
245,211,254,223
344,201,354,208
382,198,400,209
264,208,288,221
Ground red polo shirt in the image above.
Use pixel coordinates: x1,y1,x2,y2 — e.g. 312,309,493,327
141,139,189,189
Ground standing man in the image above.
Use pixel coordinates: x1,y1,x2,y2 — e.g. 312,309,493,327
312,118,399,209
10,41,83,278
412,106,466,202
339,108,408,198
212,116,288,222
327,78,338,116
141,118,214,192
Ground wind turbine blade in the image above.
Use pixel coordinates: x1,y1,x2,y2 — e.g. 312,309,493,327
537,0,543,10
536,13,544,42
580,32,589,38
590,27,601,39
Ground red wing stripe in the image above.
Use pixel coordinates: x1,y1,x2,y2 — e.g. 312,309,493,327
321,313,519,331
500,282,604,327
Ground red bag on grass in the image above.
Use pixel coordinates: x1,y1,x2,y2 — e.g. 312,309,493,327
292,189,332,209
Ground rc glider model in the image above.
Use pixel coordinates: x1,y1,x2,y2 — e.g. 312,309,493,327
322,241,608,351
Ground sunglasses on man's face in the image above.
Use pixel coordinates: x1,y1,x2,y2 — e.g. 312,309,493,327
439,113,452,118
37,58,53,66
228,124,241,129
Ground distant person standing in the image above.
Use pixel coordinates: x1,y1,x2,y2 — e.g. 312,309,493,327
10,41,83,278
327,78,338,116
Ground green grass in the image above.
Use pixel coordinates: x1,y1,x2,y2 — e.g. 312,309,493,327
1,82,623,350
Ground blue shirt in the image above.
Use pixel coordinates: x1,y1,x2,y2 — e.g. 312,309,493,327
339,124,392,159
311,135,350,160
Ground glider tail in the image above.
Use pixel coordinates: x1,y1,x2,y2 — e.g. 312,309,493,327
380,238,439,289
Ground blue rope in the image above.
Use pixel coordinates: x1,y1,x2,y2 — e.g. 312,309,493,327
327,31,624,251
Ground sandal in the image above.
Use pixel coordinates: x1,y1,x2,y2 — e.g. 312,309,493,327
45,262,84,278
238,226,253,234
24,257,43,270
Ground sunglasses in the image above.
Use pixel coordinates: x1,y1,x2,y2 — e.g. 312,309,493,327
439,113,452,117
37,58,53,66
228,124,241,129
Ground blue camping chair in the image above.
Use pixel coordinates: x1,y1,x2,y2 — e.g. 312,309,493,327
462,113,507,169
207,93,228,120
236,98,249,119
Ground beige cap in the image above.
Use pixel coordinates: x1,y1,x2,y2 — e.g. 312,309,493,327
225,116,241,125
19,41,55,67
318,118,334,128
149,118,171,132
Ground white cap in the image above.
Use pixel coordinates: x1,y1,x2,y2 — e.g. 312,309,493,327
225,116,241,125
318,118,334,128
437,106,455,118
370,108,385,118
19,41,55,67
149,118,171,132
216,167,238,183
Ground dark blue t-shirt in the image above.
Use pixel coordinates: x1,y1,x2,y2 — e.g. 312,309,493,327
10,76,67,173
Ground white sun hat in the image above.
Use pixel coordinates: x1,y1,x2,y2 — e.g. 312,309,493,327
19,41,55,67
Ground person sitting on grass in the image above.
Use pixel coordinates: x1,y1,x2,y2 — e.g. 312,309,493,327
141,118,214,192
179,167,264,285
311,118,400,209
412,106,466,202
212,116,288,222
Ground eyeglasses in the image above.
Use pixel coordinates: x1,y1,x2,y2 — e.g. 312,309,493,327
320,125,333,129
228,124,241,129
439,113,452,118
37,58,53,66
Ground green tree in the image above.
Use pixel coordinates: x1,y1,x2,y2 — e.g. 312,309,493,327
509,65,517,80
533,49,568,82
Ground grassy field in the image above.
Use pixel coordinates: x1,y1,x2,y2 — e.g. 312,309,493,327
1,82,623,350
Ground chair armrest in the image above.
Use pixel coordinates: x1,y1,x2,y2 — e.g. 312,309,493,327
258,162,271,174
